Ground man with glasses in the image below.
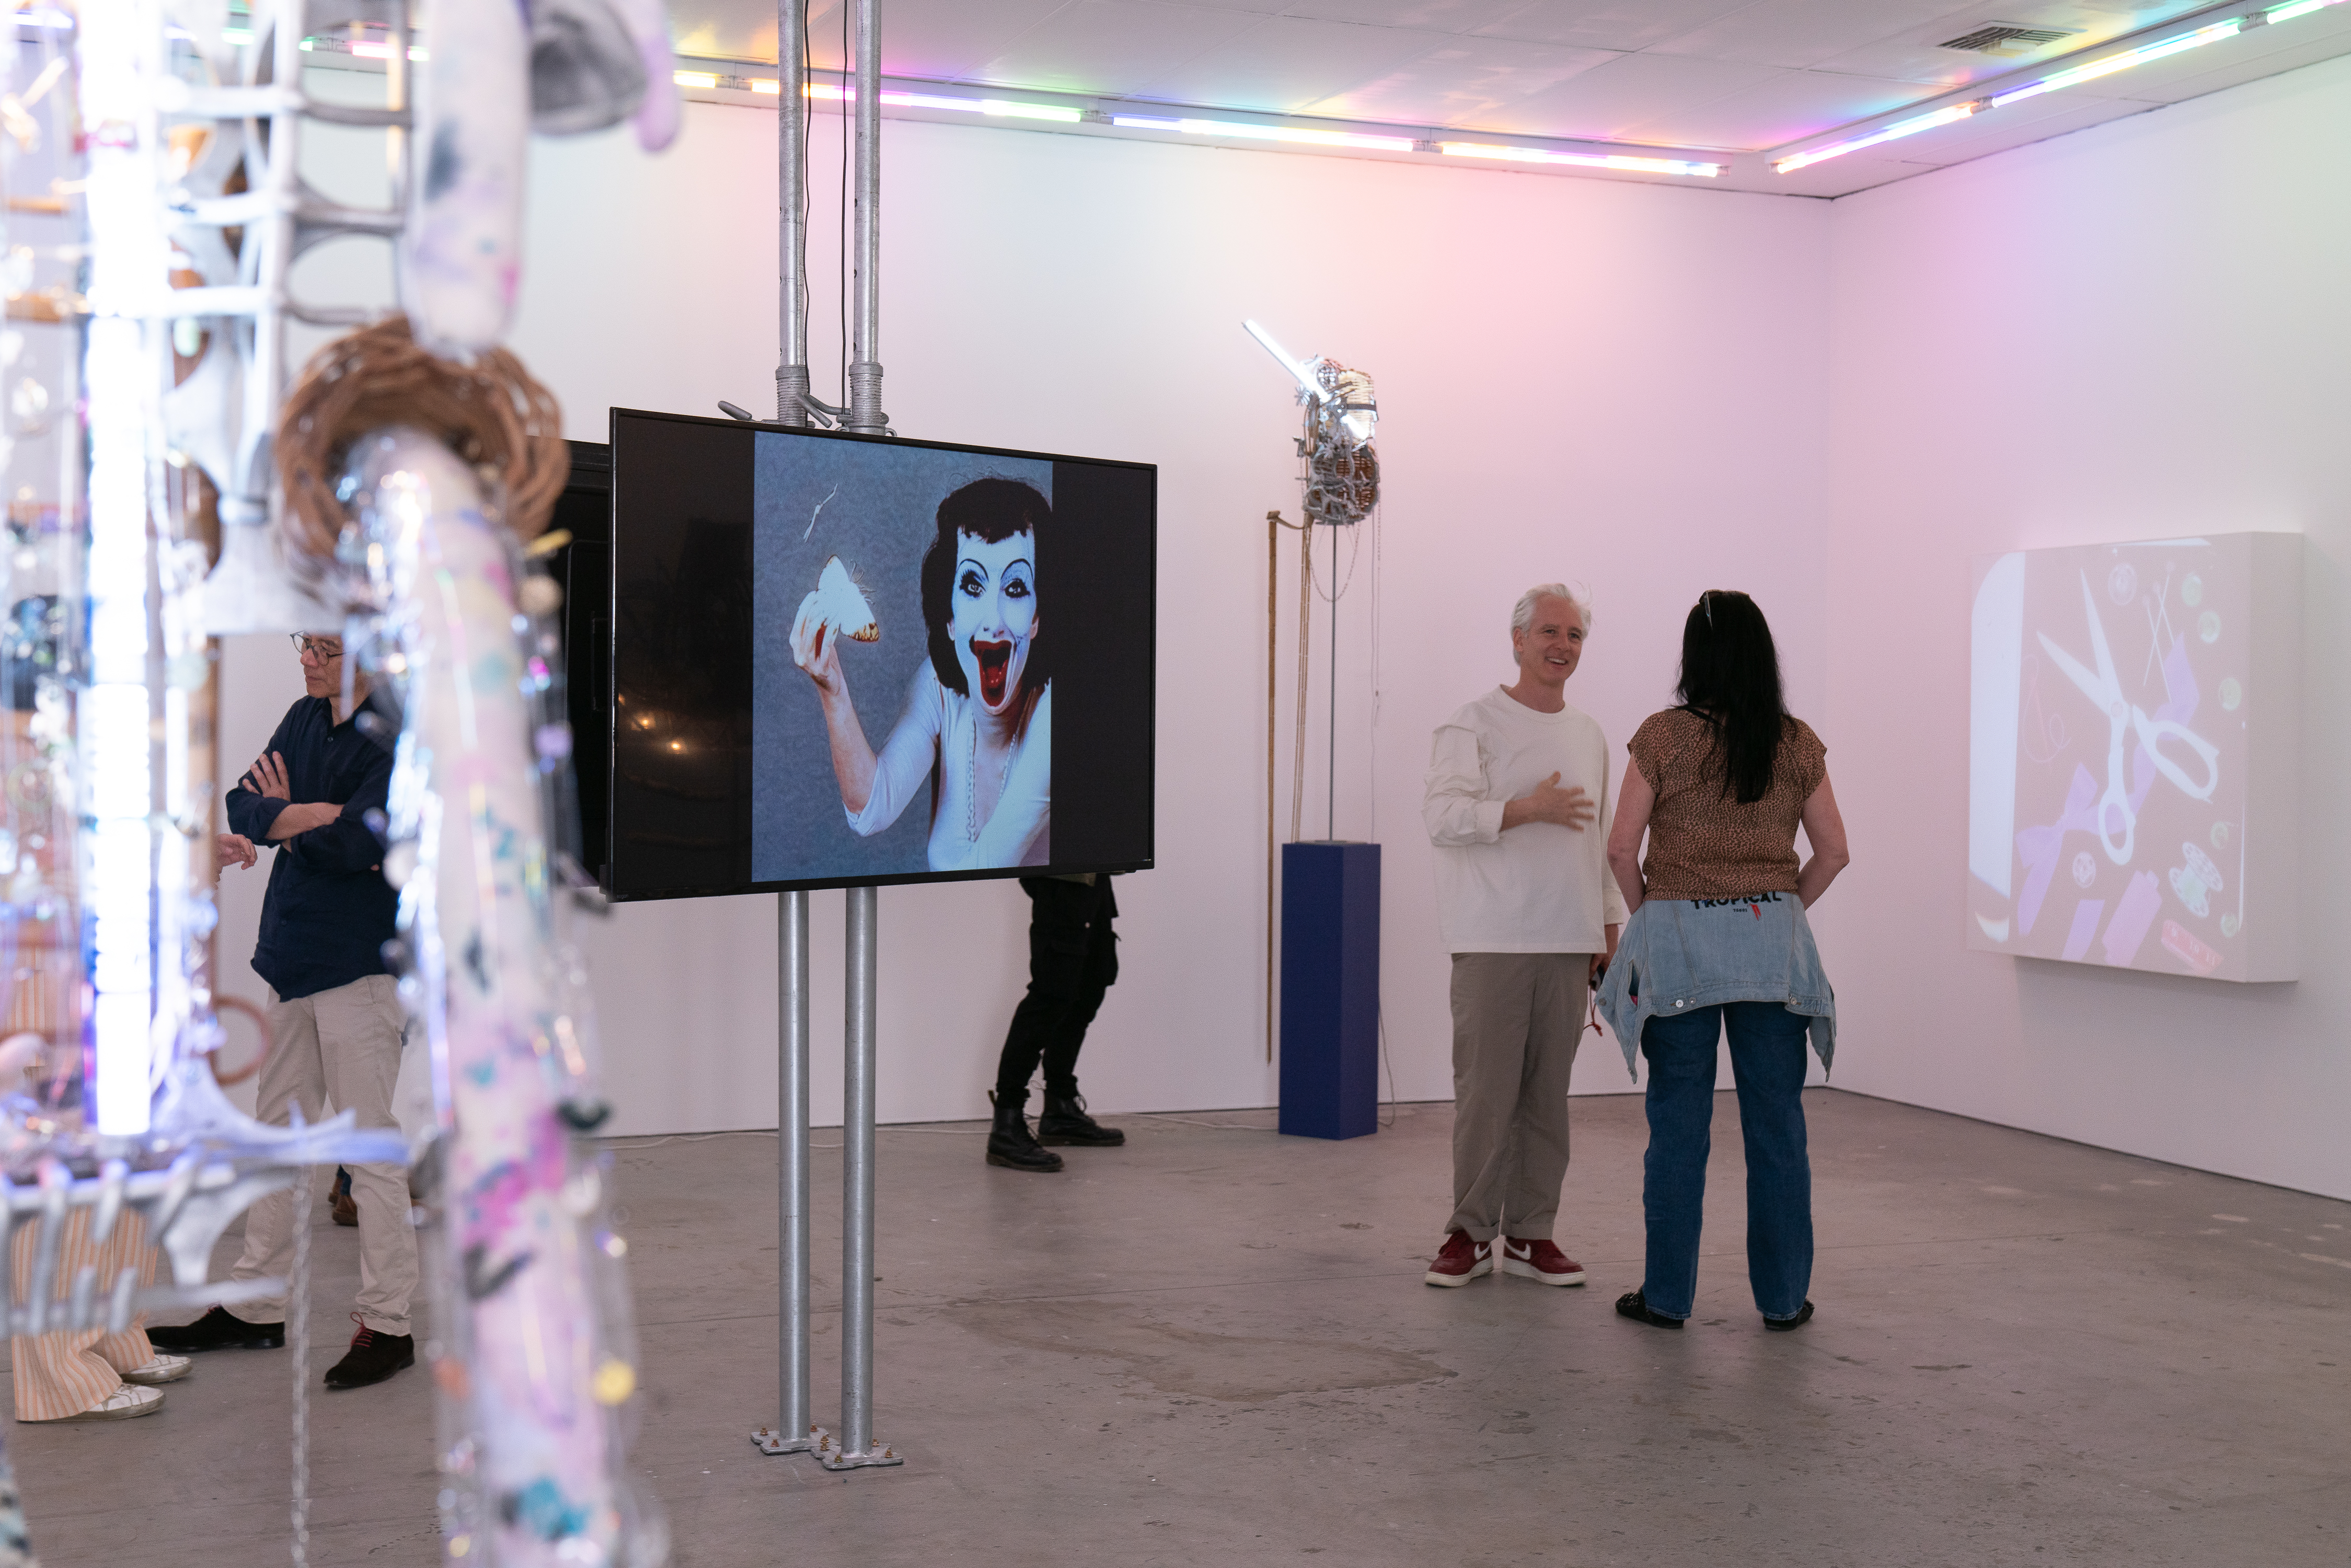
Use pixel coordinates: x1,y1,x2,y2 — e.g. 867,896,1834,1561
149,632,417,1390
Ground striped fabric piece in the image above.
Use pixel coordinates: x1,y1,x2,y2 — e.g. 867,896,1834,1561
8,1206,158,1422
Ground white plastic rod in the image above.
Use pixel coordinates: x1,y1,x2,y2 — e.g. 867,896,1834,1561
354,429,654,1564
402,0,530,353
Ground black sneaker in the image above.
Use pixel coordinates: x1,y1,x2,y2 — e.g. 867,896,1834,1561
146,1305,285,1352
1762,1300,1815,1332
1614,1289,1685,1330
324,1316,415,1389
1035,1092,1125,1147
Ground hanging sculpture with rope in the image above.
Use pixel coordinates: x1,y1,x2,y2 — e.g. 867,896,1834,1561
1242,319,1380,1064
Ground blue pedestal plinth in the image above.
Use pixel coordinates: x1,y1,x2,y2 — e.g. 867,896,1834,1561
1279,841,1380,1140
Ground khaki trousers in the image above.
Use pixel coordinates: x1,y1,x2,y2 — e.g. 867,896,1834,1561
231,974,418,1336
1446,952,1591,1242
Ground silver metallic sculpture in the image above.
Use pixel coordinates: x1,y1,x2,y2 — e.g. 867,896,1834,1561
1243,317,1379,527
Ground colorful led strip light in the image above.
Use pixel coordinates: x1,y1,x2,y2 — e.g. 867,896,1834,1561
1775,0,2350,172
1112,115,1416,153
1438,141,1722,177
1773,101,1981,172
1987,17,2243,108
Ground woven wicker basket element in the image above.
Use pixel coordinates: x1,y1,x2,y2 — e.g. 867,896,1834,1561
275,314,567,564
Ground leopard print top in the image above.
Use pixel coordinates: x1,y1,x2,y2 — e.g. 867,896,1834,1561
1627,708,1827,901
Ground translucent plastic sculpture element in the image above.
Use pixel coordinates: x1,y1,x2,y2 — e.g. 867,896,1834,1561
340,429,658,1566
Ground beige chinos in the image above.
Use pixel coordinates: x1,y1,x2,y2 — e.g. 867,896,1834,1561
1445,951,1591,1242
230,974,417,1336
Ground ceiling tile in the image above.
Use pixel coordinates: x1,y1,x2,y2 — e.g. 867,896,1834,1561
791,0,1076,79
966,2,1266,96
2108,7,2351,102
1472,0,1754,52
1465,49,1784,140
1126,15,1447,110
1806,0,2217,88
1302,33,1620,125
666,0,787,61
1627,68,1936,151
1645,0,1986,70
1280,0,1526,28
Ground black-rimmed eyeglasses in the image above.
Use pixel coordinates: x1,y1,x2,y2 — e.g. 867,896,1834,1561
291,635,344,660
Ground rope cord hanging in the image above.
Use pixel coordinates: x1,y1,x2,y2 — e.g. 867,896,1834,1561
276,314,568,567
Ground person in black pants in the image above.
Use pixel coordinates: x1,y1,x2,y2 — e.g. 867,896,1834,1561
987,873,1126,1172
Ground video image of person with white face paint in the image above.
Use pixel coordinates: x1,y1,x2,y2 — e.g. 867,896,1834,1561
789,478,1052,871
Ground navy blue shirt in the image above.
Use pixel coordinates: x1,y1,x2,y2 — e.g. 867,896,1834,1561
225,693,399,1001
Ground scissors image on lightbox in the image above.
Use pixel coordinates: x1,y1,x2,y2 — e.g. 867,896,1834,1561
2037,570,2221,866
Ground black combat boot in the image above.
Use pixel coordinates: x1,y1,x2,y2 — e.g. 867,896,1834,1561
985,1091,1063,1172
1036,1092,1125,1147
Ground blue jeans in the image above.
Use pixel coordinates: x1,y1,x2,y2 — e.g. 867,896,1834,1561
1638,1001,1813,1321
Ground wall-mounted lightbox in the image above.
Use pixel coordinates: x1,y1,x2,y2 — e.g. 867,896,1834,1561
1968,534,2301,982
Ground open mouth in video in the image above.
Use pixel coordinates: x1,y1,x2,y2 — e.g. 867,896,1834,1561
973,639,1012,707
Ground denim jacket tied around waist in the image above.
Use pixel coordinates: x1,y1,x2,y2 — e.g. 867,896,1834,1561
1596,892,1836,1080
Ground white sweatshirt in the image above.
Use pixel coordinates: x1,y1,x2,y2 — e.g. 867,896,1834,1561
1423,686,1628,955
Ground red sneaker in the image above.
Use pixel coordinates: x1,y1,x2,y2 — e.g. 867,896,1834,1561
1499,1237,1587,1286
1423,1230,1492,1287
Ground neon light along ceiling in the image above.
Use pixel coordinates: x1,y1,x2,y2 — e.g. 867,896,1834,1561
640,0,2351,195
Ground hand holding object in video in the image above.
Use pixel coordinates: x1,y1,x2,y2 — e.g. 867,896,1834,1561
790,556,877,699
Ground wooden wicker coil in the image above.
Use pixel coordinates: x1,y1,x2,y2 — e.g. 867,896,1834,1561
276,314,567,562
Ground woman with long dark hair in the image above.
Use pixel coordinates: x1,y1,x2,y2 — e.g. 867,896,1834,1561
1597,590,1850,1332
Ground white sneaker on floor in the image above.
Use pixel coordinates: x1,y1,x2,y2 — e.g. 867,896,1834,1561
121,1354,191,1386
57,1384,164,1422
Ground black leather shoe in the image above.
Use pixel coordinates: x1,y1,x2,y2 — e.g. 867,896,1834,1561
1036,1092,1124,1147
324,1318,415,1389
1614,1289,1685,1329
1762,1301,1815,1332
146,1305,285,1352
985,1092,1063,1172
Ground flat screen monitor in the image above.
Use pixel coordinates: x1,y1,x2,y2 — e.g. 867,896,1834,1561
604,408,1156,902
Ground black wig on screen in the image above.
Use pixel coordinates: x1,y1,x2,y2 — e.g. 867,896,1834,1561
1675,589,1790,805
921,477,1052,698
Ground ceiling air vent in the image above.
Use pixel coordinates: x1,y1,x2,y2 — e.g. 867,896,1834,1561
1939,24,2078,56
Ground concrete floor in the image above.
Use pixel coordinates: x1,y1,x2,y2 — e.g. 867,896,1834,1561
8,1088,2349,1566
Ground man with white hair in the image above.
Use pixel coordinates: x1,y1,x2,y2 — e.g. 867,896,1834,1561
1420,584,1626,1287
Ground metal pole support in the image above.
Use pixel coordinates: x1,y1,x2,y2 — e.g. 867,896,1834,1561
843,0,886,435
773,0,811,429
752,891,823,1456
753,0,821,1461
822,885,898,1469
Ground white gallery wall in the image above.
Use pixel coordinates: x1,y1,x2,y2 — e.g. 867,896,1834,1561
1818,53,2351,1200
222,73,1840,1137
498,101,1833,1134
220,55,2348,1197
